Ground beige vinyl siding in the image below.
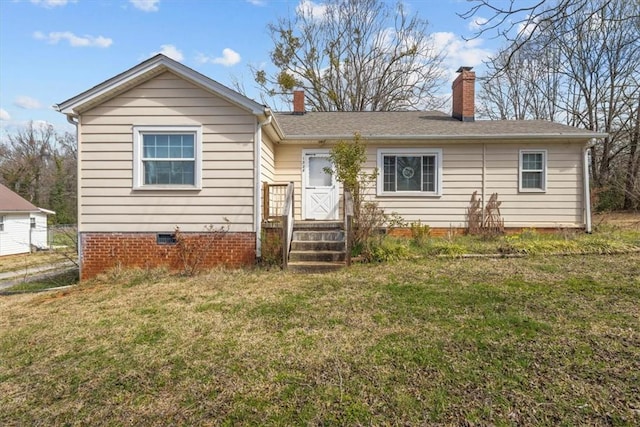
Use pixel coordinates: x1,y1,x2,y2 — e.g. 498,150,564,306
273,140,585,228
372,143,482,227
259,133,277,221
79,71,256,233
485,142,583,227
273,145,304,219
261,134,276,183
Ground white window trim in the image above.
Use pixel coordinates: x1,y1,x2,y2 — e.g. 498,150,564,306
377,148,443,197
132,125,202,190
0,215,4,232
519,149,547,193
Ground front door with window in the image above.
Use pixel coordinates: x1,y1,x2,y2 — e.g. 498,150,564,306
302,151,339,220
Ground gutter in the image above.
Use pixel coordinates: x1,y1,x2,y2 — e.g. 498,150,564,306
283,133,609,141
267,109,286,141
254,111,273,258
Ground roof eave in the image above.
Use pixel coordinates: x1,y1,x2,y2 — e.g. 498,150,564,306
282,132,608,141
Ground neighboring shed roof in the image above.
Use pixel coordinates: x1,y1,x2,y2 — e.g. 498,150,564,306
274,111,607,141
0,184,39,212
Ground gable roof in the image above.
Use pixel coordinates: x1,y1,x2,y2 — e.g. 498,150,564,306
55,54,606,143
0,184,39,212
275,111,608,141
55,54,267,116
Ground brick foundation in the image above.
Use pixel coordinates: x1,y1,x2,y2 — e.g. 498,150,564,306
80,232,256,280
387,226,584,238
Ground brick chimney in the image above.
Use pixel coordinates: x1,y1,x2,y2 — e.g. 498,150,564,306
293,90,305,115
452,66,475,122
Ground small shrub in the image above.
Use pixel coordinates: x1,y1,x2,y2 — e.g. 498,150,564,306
366,238,410,263
175,220,229,276
424,240,466,257
326,133,405,261
410,220,431,247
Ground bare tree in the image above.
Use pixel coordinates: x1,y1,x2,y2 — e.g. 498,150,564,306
254,0,446,111
0,123,78,222
478,42,561,121
474,0,640,210
460,0,638,71
1,121,54,206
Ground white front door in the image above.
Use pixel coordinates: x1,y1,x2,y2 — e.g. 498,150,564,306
302,150,339,220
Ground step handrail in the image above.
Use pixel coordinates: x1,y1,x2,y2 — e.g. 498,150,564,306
281,182,294,269
343,189,354,266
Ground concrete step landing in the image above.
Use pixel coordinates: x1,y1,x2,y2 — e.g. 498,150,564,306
288,223,347,273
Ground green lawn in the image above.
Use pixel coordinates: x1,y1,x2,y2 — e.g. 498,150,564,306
1,253,639,426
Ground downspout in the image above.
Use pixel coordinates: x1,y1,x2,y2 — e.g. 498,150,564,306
255,113,272,258
584,142,593,233
65,112,82,274
482,143,486,224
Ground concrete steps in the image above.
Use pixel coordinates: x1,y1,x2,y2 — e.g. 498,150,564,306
288,222,346,273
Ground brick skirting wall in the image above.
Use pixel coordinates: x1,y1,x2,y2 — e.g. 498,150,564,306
387,226,584,238
80,232,256,280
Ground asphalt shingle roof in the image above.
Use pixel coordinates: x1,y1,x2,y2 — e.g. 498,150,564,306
0,184,38,212
274,111,602,139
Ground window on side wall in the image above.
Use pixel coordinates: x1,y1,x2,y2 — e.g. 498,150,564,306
0,216,4,231
519,149,547,192
377,148,442,196
30,217,36,229
133,126,202,190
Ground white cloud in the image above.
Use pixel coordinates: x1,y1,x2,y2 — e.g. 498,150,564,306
517,16,538,37
14,96,43,110
246,0,266,5
33,31,113,48
297,0,328,20
468,17,488,31
0,108,10,121
431,31,493,79
197,48,241,67
130,0,159,12
30,0,76,8
152,44,184,61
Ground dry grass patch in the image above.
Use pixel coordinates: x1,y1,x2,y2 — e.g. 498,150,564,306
1,255,639,425
594,211,640,230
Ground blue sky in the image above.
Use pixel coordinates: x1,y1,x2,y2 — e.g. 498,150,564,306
0,0,502,139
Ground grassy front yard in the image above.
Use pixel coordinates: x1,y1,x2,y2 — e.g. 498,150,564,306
1,251,639,425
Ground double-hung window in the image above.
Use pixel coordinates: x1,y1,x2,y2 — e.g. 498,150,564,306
519,149,547,192
0,216,4,232
377,148,442,196
133,126,202,190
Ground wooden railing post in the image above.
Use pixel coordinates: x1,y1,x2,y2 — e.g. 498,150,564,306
281,182,294,269
343,189,354,267
262,182,269,222
282,213,288,269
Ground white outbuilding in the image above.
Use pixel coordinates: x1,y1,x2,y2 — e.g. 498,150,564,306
0,184,55,256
